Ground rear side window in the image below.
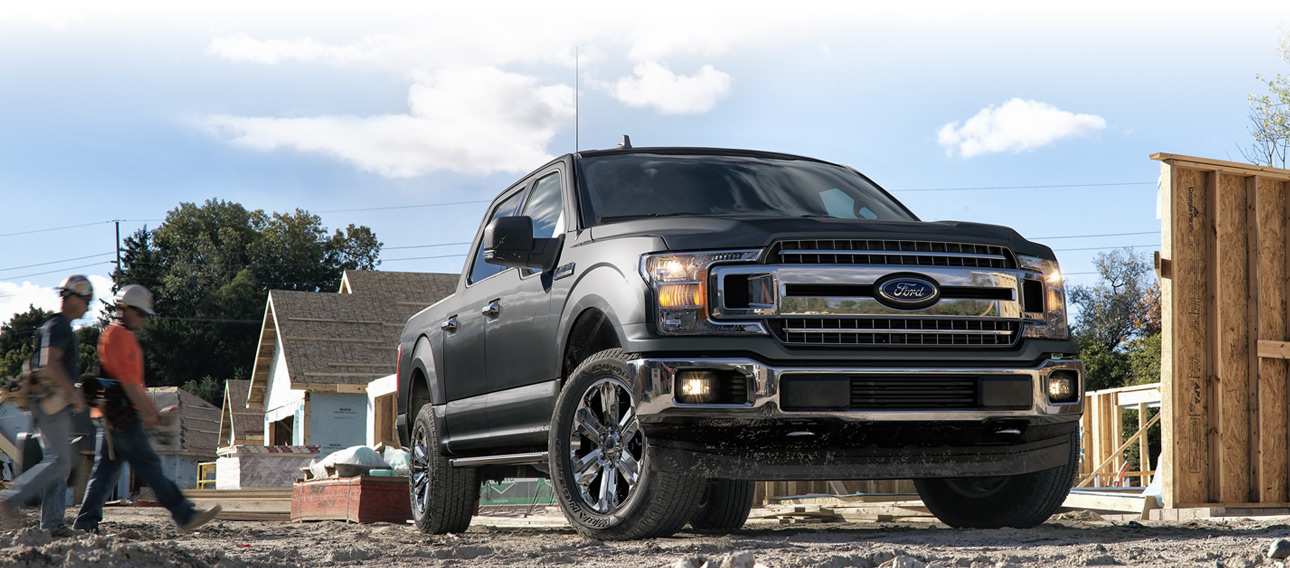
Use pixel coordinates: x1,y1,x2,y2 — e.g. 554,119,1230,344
468,191,524,285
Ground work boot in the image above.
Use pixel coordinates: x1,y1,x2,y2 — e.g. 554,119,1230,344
49,526,84,539
179,504,221,534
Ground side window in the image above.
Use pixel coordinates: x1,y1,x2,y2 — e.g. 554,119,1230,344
523,172,564,239
468,190,525,285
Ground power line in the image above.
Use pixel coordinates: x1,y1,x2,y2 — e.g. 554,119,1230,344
3,261,114,281
1032,231,1157,240
315,200,489,214
384,242,472,251
382,253,468,262
1053,244,1160,252
0,252,115,274
890,181,1155,192
0,218,160,238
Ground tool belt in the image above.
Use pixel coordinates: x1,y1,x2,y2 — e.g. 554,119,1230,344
81,376,136,431
0,357,72,415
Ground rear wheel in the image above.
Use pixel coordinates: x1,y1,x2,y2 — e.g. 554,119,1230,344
689,479,755,532
409,404,478,534
548,349,704,540
914,430,1080,528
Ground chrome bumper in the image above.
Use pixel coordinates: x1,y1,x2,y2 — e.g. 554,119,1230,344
627,357,1084,421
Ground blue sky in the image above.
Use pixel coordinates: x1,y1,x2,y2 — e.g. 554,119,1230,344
1,1,1287,326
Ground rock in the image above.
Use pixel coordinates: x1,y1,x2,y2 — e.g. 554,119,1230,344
671,560,700,568
879,556,925,568
719,552,756,568
1269,539,1290,560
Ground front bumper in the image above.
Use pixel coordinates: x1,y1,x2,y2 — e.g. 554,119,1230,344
626,357,1083,480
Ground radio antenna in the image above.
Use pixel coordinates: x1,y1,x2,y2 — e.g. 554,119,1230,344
575,46,579,152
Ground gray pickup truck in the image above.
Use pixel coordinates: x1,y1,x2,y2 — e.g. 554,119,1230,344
396,140,1084,540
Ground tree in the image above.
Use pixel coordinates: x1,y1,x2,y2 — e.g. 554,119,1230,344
115,199,382,401
1241,30,1290,168
0,305,52,378
1068,248,1161,391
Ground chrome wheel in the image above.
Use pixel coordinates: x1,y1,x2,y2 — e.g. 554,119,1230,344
410,422,431,516
568,377,643,514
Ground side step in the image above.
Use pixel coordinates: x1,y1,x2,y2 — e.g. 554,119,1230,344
450,451,548,468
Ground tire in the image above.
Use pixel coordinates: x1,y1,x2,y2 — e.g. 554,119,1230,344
409,403,478,534
688,479,755,532
914,430,1080,528
548,349,705,540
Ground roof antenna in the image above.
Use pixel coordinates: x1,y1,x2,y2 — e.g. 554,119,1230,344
617,134,632,150
574,47,579,152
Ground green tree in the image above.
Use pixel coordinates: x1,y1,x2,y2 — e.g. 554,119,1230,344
1242,30,1290,168
1068,248,1161,391
115,199,382,395
0,305,52,378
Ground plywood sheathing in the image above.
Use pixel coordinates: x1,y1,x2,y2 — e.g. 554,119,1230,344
1154,153,1290,509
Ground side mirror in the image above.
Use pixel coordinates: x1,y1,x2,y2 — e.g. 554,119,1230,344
483,216,560,270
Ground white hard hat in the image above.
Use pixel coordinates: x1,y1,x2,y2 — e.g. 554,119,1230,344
57,274,94,299
114,284,155,315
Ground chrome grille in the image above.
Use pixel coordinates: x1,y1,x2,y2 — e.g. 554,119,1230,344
772,318,1019,347
773,239,1014,269
851,375,979,409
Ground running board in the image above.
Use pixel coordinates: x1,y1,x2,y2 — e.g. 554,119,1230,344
450,451,548,468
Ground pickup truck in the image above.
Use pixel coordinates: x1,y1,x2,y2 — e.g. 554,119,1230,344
396,139,1084,540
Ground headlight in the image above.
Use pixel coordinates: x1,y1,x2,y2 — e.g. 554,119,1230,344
641,251,764,335
1018,254,1069,340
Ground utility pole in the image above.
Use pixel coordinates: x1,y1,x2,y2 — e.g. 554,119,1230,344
114,219,121,280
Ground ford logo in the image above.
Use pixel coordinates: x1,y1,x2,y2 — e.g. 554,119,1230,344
874,275,940,310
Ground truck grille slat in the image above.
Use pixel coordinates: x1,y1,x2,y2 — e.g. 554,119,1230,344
850,376,979,409
773,239,1014,269
772,318,1020,347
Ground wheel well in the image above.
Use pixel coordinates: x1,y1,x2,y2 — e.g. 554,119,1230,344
562,309,621,383
409,368,431,418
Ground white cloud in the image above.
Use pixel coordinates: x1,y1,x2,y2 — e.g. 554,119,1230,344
0,6,86,30
206,34,397,65
937,98,1107,158
0,274,113,330
198,67,574,177
610,62,733,115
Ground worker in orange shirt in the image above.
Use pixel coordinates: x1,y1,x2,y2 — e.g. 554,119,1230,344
72,284,220,534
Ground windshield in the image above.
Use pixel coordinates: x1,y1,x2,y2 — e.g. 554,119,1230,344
576,153,915,226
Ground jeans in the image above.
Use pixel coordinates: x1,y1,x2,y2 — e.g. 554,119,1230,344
73,416,196,532
1,406,74,530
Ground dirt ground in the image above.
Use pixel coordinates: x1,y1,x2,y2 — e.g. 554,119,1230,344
2,506,1290,568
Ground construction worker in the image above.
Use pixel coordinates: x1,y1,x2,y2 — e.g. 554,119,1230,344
0,275,93,537
73,284,220,534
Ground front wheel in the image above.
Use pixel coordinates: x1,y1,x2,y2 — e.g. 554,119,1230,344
689,479,756,532
914,430,1080,528
548,349,705,540
409,404,478,534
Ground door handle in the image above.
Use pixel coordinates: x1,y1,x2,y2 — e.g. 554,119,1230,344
480,302,501,318
441,317,458,332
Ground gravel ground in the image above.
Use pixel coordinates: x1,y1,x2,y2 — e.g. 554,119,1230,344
3,506,1290,567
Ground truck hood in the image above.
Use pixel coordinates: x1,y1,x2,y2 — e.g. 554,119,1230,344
588,216,1056,259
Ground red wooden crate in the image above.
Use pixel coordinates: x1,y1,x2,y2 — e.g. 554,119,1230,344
291,475,410,523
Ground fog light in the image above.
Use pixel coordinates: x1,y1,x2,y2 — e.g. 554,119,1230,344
676,370,718,404
1047,371,1079,403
